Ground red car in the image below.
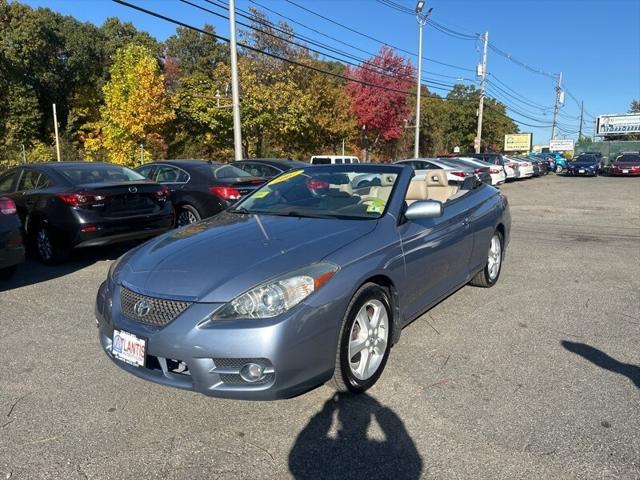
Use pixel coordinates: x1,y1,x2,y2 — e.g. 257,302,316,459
608,153,640,176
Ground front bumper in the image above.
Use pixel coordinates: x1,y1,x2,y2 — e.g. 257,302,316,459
567,168,597,176
95,281,344,400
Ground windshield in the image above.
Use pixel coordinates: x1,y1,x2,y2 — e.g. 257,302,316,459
233,167,400,219
616,154,640,163
211,164,253,179
575,155,597,163
57,163,146,184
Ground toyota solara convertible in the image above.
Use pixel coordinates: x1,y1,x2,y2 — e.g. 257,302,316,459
96,164,511,400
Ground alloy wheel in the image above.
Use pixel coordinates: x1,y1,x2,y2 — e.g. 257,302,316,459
178,209,198,226
348,299,389,381
487,234,502,281
36,228,53,261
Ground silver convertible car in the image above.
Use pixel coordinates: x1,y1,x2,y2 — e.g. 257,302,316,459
96,164,510,400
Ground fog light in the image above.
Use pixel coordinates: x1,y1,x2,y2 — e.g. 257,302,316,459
240,363,264,383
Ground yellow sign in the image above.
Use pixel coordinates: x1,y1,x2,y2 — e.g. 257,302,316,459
268,169,304,185
504,133,532,152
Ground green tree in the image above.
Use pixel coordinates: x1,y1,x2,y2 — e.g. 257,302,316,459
85,44,175,165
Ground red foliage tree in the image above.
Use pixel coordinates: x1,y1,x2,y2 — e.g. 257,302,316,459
345,46,415,147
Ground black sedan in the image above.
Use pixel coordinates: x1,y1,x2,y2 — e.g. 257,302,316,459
0,162,174,264
233,158,309,180
567,154,599,177
0,196,25,279
136,160,265,226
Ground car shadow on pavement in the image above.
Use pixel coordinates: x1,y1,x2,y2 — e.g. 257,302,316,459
562,341,640,389
0,243,133,292
288,392,423,479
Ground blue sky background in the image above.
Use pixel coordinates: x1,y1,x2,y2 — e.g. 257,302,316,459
20,0,640,145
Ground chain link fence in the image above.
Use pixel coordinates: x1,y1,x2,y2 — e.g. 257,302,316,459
575,141,640,164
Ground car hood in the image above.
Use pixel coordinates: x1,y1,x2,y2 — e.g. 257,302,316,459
613,162,640,168
115,211,376,302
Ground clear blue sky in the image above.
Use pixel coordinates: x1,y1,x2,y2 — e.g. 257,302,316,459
20,0,640,145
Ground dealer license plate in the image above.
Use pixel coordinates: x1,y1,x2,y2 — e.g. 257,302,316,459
622,169,629,173
112,329,146,367
579,169,585,173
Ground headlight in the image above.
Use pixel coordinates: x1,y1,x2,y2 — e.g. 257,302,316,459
213,262,339,320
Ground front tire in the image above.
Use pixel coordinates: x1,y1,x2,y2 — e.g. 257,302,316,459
331,284,393,393
555,165,563,173
470,230,504,288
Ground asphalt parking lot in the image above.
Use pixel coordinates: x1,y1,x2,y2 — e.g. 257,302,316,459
0,174,638,480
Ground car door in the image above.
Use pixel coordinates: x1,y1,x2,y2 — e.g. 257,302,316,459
12,168,42,221
398,198,474,322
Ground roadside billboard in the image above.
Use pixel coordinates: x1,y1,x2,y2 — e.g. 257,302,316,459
549,139,574,151
596,114,640,136
504,133,532,152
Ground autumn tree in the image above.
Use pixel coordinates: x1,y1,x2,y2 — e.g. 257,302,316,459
85,44,174,165
345,46,415,160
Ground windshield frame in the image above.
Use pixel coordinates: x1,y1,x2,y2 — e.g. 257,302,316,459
232,164,406,220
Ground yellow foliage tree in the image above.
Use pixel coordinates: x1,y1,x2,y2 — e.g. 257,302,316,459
85,44,174,165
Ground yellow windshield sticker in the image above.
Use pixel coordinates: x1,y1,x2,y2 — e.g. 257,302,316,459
268,169,303,185
253,190,269,199
365,198,386,214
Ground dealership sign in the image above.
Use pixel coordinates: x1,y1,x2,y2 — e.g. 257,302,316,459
549,139,574,151
504,133,532,151
596,114,640,136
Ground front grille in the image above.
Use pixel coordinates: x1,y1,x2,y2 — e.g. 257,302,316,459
219,373,274,385
120,287,192,327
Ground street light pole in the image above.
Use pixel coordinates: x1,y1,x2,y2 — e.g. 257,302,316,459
52,103,61,162
414,1,432,159
475,31,488,154
551,72,563,140
229,0,243,160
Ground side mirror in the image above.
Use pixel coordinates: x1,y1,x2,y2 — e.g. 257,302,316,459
405,200,443,220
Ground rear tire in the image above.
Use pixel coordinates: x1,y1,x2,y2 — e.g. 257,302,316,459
176,205,201,227
470,230,504,288
33,223,69,265
331,284,393,394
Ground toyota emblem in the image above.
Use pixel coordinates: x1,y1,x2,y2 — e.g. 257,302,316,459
129,186,138,193
134,299,152,317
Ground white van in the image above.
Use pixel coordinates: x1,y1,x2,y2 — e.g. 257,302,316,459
310,155,360,165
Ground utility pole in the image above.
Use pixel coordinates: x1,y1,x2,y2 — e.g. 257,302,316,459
578,100,584,141
52,103,61,162
414,1,432,158
341,138,345,156
21,144,26,163
140,143,144,165
550,72,563,140
361,125,368,162
475,31,488,154
229,0,243,160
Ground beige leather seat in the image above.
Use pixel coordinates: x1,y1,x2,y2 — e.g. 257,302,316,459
405,177,428,205
424,169,458,203
368,174,396,203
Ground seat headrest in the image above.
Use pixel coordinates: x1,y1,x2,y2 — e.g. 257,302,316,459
424,169,448,187
405,177,428,201
380,174,396,186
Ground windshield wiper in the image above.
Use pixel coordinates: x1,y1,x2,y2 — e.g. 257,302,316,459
268,210,335,219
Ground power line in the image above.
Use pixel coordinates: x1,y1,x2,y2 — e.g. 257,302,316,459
282,0,475,72
247,0,467,82
114,0,545,130
184,0,460,92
